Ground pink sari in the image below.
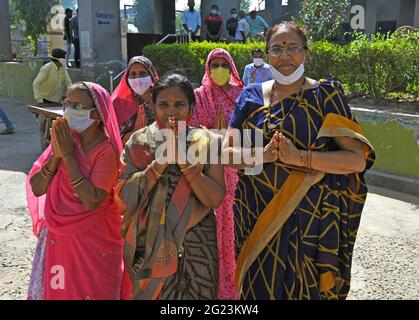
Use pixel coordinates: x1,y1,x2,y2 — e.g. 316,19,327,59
26,82,129,300
191,48,243,300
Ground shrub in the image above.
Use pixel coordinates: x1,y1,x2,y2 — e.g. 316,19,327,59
143,31,419,100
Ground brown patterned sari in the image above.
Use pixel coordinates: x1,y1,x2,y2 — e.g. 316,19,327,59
115,122,219,299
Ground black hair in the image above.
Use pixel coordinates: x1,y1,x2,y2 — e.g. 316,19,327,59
51,48,67,60
65,8,72,14
265,22,309,53
152,73,195,108
252,48,263,56
230,8,237,13
250,10,257,15
211,5,219,10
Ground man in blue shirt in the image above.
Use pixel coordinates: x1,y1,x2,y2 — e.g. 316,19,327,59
182,0,201,39
242,48,272,86
246,10,269,40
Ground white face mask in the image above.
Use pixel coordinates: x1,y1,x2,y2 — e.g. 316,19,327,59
269,61,305,85
253,58,264,67
128,76,152,96
59,58,67,69
211,9,218,15
63,108,96,133
232,13,238,18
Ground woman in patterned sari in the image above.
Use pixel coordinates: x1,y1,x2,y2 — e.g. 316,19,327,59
111,56,160,144
115,74,226,300
222,23,375,300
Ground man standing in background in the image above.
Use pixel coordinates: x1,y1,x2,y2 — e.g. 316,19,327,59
63,8,73,68
70,8,80,68
235,10,249,43
204,4,223,42
182,0,201,40
226,8,238,43
33,49,72,104
246,10,269,40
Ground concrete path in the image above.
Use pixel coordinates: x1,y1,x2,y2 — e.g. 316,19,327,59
0,98,417,300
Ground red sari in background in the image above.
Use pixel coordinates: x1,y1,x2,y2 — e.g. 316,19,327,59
111,56,160,144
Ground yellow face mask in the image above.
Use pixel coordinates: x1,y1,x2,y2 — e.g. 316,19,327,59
210,67,231,86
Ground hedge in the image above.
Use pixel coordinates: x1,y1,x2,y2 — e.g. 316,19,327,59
143,31,419,100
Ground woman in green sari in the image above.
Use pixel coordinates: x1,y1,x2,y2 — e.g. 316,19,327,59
223,23,375,300
116,74,226,300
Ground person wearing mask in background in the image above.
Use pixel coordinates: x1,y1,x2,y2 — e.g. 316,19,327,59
182,0,201,40
226,8,238,43
63,8,73,68
111,56,160,144
70,9,80,68
204,4,223,42
33,48,72,104
242,48,273,86
246,10,269,40
235,10,249,44
191,48,244,300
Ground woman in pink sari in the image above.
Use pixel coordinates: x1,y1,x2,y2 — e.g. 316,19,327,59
26,82,126,300
191,48,244,300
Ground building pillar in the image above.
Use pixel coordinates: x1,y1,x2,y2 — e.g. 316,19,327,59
398,0,416,27
0,0,13,61
365,0,378,33
136,0,176,35
414,0,419,28
78,0,122,79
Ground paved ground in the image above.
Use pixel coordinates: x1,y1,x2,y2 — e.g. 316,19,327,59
0,98,418,300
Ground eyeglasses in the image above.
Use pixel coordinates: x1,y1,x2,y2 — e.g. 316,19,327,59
267,45,305,57
210,63,230,69
63,100,94,111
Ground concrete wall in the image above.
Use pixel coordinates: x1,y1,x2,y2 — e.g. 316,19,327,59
78,0,123,78
0,60,111,104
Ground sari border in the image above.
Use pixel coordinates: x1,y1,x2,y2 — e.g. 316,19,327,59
235,169,325,291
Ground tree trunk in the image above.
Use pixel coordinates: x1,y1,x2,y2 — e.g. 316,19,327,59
0,0,13,61
31,35,39,56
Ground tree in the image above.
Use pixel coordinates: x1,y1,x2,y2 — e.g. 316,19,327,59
9,0,60,56
293,0,350,41
240,0,252,12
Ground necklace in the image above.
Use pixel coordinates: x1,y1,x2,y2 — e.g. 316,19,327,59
266,77,306,132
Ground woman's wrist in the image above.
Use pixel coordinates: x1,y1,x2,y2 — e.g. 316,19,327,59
62,154,75,162
153,160,167,174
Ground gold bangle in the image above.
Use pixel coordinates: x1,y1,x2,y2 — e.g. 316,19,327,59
145,165,156,181
43,166,56,176
40,168,49,179
300,150,304,167
72,177,86,189
309,150,313,170
71,176,84,186
181,163,197,174
150,162,164,179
